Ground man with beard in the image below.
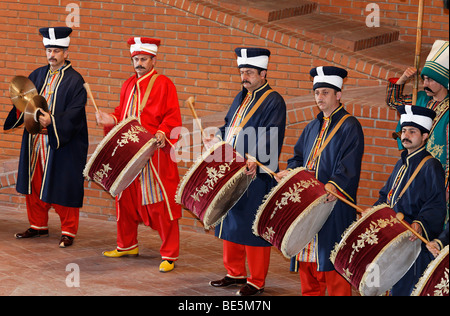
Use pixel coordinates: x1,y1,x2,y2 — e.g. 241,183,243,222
4,27,88,248
371,105,446,295
96,37,182,273
386,40,449,224
208,47,286,296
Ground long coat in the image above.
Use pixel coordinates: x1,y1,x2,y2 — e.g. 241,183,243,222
109,68,182,220
4,62,88,208
288,105,364,271
375,146,446,295
215,82,286,247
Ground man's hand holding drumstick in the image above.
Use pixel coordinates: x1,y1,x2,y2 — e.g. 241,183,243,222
95,111,115,126
84,82,115,127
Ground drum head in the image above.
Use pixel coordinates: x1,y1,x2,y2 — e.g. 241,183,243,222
281,197,336,258
331,205,423,296
84,116,156,197
360,234,421,296
202,167,252,228
253,167,335,258
109,138,158,196
176,141,252,229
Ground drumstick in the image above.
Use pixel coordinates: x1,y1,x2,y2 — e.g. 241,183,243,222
163,134,176,150
325,189,364,213
83,83,99,112
245,154,277,178
395,212,430,245
185,96,205,138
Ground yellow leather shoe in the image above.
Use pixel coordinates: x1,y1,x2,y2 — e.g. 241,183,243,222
102,247,139,258
159,260,175,273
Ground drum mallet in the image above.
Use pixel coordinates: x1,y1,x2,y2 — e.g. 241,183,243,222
83,83,99,113
395,212,430,245
245,154,277,178
185,96,205,140
325,189,364,213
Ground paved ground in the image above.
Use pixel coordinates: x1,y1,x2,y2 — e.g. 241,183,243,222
0,205,301,297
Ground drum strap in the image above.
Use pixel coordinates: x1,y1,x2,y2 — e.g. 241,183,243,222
314,114,351,159
139,74,160,113
234,89,274,133
395,155,433,203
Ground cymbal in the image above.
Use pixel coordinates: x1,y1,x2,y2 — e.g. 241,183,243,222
9,76,38,112
24,95,49,135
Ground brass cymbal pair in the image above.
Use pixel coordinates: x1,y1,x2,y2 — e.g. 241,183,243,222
9,76,49,134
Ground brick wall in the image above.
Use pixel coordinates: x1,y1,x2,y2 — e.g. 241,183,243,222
313,0,449,44
0,0,436,234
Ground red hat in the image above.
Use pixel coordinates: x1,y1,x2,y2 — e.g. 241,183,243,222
128,37,160,57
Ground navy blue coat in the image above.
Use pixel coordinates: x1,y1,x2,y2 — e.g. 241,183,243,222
436,225,449,248
288,105,364,271
4,61,88,208
375,146,446,295
215,82,286,247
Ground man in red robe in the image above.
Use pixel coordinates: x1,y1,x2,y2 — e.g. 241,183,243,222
96,37,182,273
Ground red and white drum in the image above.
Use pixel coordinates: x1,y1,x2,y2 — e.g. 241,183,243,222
411,245,449,296
84,116,157,197
330,204,422,296
253,167,336,258
175,141,252,229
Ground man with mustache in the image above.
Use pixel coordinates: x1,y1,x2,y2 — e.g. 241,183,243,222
371,105,446,295
4,27,88,248
208,47,286,296
95,37,182,273
276,66,364,296
386,40,449,225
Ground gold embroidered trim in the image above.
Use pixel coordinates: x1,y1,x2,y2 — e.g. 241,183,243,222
411,245,449,296
348,215,397,263
190,157,236,203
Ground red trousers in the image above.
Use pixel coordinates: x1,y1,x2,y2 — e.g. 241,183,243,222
298,262,352,296
116,178,179,261
26,159,79,237
223,240,271,289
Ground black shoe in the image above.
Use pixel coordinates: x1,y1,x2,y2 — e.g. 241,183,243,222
236,284,264,296
59,235,74,248
15,228,49,238
210,276,247,288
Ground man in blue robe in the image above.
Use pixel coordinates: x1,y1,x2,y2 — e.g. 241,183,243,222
209,47,286,296
3,27,88,248
278,66,364,296
374,105,446,296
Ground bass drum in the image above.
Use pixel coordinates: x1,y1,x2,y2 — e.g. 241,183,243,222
331,204,422,296
411,245,449,296
253,167,336,258
84,116,157,197
176,141,252,229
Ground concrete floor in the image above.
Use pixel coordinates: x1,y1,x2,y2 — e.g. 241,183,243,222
0,205,301,297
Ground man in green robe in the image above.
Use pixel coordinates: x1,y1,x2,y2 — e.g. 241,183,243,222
386,40,449,224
